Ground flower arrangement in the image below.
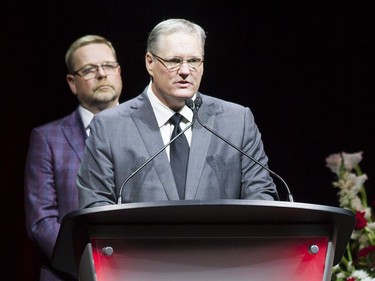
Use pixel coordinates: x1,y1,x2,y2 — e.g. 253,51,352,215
326,151,375,281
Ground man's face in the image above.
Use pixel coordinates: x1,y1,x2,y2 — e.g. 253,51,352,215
145,32,204,111
66,43,122,113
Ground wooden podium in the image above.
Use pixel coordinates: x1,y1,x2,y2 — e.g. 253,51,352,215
51,200,355,281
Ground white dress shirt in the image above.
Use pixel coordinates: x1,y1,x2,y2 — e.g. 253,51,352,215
147,83,195,160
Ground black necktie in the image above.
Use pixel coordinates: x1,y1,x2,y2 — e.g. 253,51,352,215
169,113,189,199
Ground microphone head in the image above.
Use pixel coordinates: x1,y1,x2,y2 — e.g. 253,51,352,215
194,97,202,110
185,98,195,110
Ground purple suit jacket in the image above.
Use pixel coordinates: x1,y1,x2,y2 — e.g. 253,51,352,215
24,108,86,281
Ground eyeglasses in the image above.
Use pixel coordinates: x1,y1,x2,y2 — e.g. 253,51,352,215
150,53,204,72
72,62,120,80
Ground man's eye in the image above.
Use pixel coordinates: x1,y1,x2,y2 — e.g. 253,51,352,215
167,59,182,64
188,58,201,63
81,67,96,74
103,64,116,70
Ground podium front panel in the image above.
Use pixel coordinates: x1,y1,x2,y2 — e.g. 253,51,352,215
90,236,329,281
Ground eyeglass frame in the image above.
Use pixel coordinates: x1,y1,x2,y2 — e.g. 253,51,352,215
72,62,120,80
150,53,204,72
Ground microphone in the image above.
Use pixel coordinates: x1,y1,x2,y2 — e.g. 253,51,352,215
185,97,294,202
185,97,202,119
117,100,198,204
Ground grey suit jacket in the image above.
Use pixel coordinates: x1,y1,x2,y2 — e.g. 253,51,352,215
78,89,279,208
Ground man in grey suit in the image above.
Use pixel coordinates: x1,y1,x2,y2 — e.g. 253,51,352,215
77,19,279,208
24,35,123,280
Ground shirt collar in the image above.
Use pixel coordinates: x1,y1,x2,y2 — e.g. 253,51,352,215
147,81,195,127
78,105,95,129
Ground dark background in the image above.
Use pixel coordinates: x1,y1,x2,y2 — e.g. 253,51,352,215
2,1,375,280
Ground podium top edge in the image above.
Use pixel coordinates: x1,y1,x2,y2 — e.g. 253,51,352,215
64,199,355,221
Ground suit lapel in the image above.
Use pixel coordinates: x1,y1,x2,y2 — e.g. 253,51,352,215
131,95,180,200
185,97,216,199
61,109,87,161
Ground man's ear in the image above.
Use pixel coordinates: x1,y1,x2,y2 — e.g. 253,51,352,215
66,74,78,95
145,52,154,76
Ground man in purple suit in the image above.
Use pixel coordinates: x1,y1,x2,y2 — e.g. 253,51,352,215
24,35,123,281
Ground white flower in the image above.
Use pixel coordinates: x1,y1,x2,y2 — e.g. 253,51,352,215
368,222,375,231
358,231,371,246
335,271,346,279
364,207,373,220
336,172,368,210
325,151,363,175
351,196,365,211
340,173,367,194
326,151,374,281
342,151,363,170
351,269,375,280
326,153,342,175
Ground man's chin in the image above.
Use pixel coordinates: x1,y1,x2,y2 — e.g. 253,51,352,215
175,90,195,100
95,91,117,101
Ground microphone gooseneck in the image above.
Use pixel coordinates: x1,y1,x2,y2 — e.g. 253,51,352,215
117,100,197,204
188,98,294,202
